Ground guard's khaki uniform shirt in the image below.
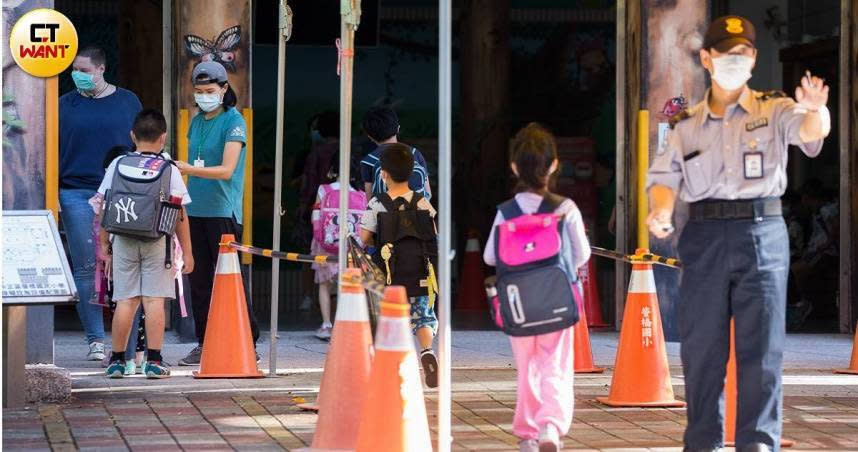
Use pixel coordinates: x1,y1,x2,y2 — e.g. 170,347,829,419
647,87,824,203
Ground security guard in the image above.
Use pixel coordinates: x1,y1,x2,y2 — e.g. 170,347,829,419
647,16,830,452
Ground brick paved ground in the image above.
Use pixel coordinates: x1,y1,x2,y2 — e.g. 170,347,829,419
4,368,858,451
4,331,858,451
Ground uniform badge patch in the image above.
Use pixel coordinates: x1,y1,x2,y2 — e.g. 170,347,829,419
745,118,768,132
726,18,743,34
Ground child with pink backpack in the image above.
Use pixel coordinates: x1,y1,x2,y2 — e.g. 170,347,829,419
483,123,591,452
311,155,367,340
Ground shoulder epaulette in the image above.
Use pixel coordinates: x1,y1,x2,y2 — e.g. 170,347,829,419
669,109,692,130
756,90,787,101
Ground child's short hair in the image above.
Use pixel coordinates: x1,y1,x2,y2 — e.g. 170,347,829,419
103,145,130,169
132,109,167,142
362,106,399,142
379,143,413,183
511,122,558,193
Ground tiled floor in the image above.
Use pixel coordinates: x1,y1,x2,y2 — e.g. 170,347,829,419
4,331,858,451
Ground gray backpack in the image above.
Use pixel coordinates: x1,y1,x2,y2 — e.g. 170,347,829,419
102,153,181,265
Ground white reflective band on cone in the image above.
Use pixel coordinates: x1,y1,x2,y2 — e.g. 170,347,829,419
335,292,370,322
628,269,656,294
216,251,241,275
374,317,413,351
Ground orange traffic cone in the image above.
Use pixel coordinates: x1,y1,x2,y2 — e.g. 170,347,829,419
724,319,794,447
573,283,603,374
194,234,263,378
596,250,684,407
580,259,609,328
356,286,432,452
834,321,858,375
456,230,487,311
309,268,374,449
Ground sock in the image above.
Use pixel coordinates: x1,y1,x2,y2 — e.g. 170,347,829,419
147,349,163,363
110,352,125,364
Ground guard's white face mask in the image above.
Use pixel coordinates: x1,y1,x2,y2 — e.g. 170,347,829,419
710,54,754,90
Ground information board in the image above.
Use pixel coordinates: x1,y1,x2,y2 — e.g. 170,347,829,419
2,211,77,305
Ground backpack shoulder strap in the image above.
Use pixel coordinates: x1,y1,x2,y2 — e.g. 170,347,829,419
408,192,424,210
377,193,396,212
537,193,567,214
498,199,525,220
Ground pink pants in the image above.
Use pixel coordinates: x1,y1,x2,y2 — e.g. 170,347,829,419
509,326,575,440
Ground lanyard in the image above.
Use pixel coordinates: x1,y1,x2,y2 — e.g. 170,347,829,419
194,112,223,161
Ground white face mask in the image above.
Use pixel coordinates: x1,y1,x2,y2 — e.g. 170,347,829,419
194,92,222,112
710,54,754,90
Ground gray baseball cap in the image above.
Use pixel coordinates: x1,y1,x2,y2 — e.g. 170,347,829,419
192,61,228,84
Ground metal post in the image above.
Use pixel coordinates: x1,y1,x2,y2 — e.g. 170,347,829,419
338,1,359,275
615,0,629,330
437,0,453,450
270,0,291,376
637,110,649,251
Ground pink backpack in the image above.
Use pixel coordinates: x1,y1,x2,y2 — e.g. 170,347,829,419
490,193,580,336
313,184,367,254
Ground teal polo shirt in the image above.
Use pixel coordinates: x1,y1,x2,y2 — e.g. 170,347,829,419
186,107,247,224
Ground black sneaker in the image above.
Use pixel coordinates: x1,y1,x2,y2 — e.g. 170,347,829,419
178,346,202,366
420,349,438,388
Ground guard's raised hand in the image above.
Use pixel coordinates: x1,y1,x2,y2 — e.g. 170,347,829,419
795,70,829,111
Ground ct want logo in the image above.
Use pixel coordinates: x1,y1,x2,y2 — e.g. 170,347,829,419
9,9,78,77
725,18,744,34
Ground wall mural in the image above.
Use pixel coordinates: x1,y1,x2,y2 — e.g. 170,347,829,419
176,1,251,112
184,25,242,71
2,0,51,210
643,0,710,341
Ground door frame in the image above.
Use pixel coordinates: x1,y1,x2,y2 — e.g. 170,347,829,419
839,0,855,333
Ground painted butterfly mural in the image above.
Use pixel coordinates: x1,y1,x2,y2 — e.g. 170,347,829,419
184,25,241,71
661,94,688,119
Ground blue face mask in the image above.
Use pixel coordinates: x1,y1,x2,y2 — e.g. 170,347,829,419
71,70,95,91
194,93,222,113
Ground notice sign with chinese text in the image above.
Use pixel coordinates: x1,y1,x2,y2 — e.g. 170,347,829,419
2,211,77,305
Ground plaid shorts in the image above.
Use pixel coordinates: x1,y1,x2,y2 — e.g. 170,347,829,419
409,295,438,335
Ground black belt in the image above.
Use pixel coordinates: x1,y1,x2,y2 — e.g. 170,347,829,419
689,198,782,221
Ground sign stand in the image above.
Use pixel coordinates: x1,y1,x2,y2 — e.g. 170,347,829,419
2,210,78,408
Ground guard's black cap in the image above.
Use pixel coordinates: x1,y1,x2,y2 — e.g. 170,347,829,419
703,15,756,53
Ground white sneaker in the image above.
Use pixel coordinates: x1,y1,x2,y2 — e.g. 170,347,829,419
538,424,561,452
88,342,106,361
315,323,333,341
519,439,539,452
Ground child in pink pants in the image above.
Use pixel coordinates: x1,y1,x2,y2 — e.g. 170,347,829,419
484,123,591,452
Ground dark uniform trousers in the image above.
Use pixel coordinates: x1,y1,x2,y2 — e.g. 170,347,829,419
678,216,789,451
188,216,261,346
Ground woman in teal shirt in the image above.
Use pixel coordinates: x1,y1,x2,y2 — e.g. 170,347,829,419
175,61,259,365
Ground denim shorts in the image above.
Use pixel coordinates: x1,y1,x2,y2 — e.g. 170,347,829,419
409,295,438,335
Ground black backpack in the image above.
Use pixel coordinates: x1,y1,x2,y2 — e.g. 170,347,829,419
371,193,438,297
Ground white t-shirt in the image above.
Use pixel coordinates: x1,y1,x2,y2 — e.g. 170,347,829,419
360,191,436,234
98,151,192,205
